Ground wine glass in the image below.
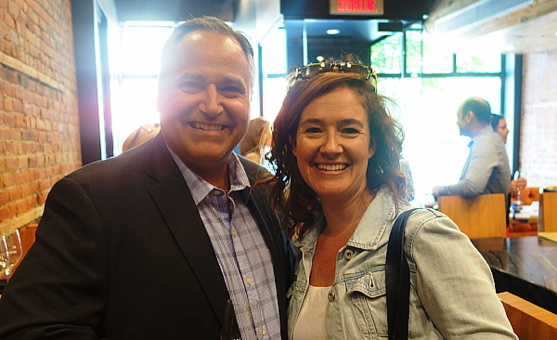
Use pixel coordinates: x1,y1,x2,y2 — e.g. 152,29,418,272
221,298,265,340
512,170,526,210
0,236,9,279
4,230,23,278
221,299,241,340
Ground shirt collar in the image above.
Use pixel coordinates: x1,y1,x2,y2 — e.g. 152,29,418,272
294,187,400,251
166,144,251,205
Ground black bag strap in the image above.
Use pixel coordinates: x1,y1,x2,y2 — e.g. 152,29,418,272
386,208,419,340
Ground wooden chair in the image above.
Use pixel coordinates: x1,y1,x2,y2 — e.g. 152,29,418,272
498,292,557,339
540,191,557,232
438,194,507,239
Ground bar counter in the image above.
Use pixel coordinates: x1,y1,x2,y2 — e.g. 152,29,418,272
472,236,557,314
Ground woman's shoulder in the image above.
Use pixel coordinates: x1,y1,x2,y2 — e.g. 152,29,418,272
402,208,461,238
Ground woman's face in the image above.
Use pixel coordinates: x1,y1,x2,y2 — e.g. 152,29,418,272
496,117,510,144
293,87,375,203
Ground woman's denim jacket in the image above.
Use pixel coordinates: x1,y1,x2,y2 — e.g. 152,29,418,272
287,188,517,339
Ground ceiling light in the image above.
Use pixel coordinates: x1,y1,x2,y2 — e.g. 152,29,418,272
502,44,515,52
326,29,340,35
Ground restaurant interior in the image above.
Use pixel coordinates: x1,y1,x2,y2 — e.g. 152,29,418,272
1,0,557,337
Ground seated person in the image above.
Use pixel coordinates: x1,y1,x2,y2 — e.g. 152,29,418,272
490,114,527,192
433,98,511,199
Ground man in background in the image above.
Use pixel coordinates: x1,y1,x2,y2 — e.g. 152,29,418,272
0,17,294,340
433,97,510,198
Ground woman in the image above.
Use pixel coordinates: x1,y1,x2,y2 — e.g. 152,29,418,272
240,117,272,164
491,113,510,144
491,114,527,191
266,62,517,339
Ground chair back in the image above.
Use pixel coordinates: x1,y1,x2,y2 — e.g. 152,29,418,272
498,292,557,339
438,194,506,239
540,191,557,232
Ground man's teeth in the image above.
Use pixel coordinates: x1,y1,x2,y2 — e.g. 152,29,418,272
316,164,347,171
193,123,224,131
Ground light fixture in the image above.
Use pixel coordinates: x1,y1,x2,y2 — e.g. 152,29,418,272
502,44,515,52
326,29,340,35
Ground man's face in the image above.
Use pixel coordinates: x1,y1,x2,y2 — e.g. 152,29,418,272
157,31,251,175
456,106,471,136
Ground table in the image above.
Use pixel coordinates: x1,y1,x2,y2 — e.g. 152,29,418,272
509,202,539,222
472,236,557,314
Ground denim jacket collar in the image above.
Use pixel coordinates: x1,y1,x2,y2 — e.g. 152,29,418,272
293,187,398,252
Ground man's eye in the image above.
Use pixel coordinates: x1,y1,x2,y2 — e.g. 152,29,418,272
220,86,244,98
178,82,202,93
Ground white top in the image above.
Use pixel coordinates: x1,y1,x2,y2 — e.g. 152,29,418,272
292,285,330,340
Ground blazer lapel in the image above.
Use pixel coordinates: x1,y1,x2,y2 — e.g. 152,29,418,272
145,135,229,326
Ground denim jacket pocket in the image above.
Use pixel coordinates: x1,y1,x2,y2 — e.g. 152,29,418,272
344,269,388,337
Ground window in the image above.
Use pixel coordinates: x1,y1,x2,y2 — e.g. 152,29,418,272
110,23,175,156
371,27,506,206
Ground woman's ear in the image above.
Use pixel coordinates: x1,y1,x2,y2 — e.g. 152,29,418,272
368,137,376,159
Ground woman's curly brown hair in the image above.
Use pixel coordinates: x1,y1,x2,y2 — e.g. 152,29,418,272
264,71,407,237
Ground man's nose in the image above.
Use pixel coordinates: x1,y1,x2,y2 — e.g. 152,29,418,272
198,84,223,117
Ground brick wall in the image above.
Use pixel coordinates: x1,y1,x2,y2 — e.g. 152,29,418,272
0,0,80,235
521,49,557,187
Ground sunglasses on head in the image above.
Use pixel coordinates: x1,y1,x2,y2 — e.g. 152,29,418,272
295,62,378,92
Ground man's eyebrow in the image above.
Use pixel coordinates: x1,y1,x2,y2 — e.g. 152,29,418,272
174,74,246,88
176,73,203,81
220,76,247,87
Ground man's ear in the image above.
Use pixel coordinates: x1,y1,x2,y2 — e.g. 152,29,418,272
466,110,475,122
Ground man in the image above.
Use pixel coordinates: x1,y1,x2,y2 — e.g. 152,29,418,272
0,17,294,339
433,97,510,198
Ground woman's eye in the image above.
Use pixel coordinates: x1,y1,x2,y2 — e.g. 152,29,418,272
305,127,322,133
342,127,361,134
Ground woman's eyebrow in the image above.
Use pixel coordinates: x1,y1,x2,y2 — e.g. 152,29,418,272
339,118,366,127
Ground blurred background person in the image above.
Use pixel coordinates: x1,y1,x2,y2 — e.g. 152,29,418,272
122,123,161,152
491,114,527,192
490,113,509,144
239,117,272,164
433,97,510,199
265,63,517,339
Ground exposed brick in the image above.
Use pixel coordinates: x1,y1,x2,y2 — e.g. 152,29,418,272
1,0,80,229
520,50,557,188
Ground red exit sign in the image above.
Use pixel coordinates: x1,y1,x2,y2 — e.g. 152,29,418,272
330,0,384,15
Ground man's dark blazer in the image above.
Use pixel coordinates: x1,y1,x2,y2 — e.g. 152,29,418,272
0,133,295,339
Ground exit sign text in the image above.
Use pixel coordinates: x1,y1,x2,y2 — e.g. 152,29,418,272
330,0,384,15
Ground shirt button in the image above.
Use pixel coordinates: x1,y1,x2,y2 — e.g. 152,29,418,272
344,249,354,260
246,278,253,285
231,230,237,237
328,290,335,302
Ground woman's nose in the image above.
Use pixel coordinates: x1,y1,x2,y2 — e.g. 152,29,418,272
198,84,223,117
320,133,343,155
